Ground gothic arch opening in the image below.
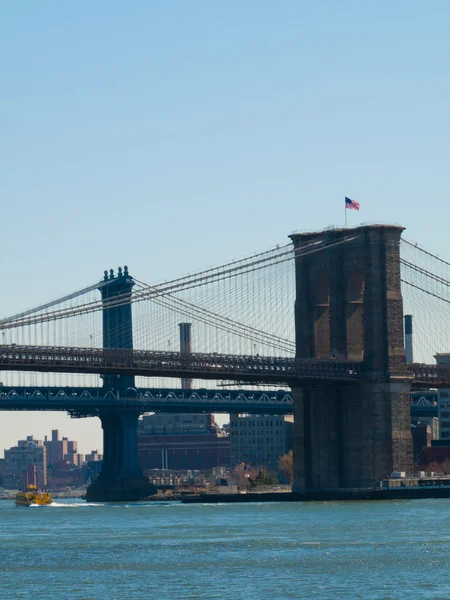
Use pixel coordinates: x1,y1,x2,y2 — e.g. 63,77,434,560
314,268,331,358
346,266,365,361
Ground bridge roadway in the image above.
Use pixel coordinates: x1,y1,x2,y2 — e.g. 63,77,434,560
0,386,293,416
0,385,436,418
0,345,448,388
0,344,360,385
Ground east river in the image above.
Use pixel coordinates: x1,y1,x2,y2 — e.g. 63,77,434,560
1,498,450,599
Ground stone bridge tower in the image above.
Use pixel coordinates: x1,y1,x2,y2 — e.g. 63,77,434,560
289,225,413,491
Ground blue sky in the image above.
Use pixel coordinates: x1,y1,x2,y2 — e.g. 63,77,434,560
1,1,449,455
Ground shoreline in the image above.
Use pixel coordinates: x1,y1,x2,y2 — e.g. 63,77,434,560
181,488,450,503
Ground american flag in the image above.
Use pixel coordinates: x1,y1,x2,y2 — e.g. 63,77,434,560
345,197,360,211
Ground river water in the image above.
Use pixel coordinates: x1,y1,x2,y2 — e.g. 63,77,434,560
1,498,449,599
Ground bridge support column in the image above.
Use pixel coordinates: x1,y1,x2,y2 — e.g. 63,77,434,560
86,410,156,502
290,225,413,492
293,381,412,491
292,387,343,490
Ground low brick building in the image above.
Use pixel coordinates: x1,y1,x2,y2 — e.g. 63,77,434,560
138,413,230,471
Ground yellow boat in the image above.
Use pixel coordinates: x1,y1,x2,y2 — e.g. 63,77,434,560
15,485,53,506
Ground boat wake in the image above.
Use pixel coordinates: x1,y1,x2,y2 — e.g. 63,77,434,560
29,500,183,508
30,501,104,508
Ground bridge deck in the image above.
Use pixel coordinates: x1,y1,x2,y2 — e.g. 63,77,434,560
0,386,293,414
0,385,434,417
0,346,448,388
0,345,360,385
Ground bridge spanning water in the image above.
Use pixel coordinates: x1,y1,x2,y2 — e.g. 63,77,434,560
0,344,360,384
0,385,435,420
0,386,294,415
0,344,449,387
1,223,450,500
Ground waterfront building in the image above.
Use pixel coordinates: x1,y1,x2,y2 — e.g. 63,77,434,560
411,422,432,464
229,414,294,474
138,413,230,470
438,389,450,440
435,353,450,365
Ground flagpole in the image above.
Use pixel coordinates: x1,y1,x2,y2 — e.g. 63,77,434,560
344,197,347,226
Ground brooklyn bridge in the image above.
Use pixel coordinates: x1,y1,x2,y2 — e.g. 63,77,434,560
1,224,449,500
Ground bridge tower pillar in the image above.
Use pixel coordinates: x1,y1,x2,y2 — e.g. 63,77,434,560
100,266,135,392
86,267,156,502
289,225,413,491
86,410,156,502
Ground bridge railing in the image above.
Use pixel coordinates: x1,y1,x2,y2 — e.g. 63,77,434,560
0,344,362,382
5,345,450,387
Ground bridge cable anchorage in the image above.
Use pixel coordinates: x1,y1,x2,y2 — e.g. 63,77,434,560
0,234,360,330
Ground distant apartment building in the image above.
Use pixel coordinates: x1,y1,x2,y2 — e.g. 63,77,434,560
140,413,215,435
411,417,439,441
138,413,230,470
44,430,69,463
438,390,450,440
44,429,85,467
65,453,85,467
435,354,450,365
85,450,102,463
434,355,450,440
4,436,47,487
411,422,432,464
229,414,294,473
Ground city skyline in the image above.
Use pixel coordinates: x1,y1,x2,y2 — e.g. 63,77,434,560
2,424,101,460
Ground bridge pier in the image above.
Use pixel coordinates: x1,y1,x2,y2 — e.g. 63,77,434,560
86,267,155,502
292,380,412,490
86,410,156,502
290,225,413,492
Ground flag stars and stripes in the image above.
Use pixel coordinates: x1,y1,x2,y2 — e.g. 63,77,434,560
345,197,360,211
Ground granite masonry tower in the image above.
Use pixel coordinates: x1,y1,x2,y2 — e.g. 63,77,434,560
289,225,413,491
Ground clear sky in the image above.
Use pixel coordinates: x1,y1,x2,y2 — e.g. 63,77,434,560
1,1,449,455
